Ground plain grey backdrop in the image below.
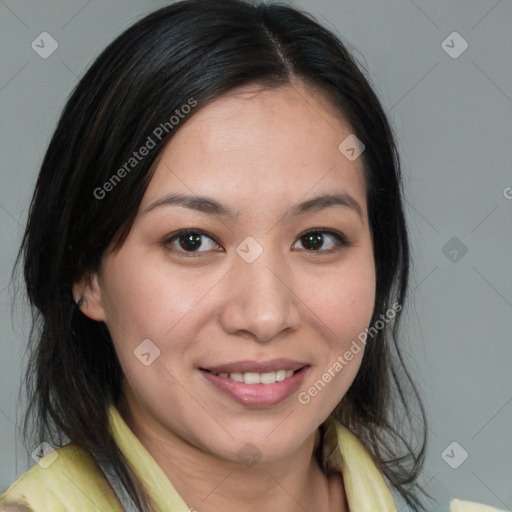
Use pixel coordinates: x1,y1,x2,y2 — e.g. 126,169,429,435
0,0,511,510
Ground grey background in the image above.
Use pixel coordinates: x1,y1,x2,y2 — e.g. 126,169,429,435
0,0,511,510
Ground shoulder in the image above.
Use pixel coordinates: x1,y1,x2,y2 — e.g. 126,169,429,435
0,444,122,512
328,418,508,512
450,499,509,512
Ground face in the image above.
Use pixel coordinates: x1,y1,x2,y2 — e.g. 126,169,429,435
77,82,376,464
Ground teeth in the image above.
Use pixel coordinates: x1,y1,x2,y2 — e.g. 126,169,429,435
212,369,297,384
260,371,276,384
244,372,260,384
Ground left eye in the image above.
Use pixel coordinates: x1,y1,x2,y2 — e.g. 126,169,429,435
292,229,348,252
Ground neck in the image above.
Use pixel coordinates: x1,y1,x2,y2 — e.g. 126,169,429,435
117,396,348,512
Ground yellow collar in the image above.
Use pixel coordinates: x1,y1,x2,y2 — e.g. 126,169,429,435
108,406,397,512
321,414,397,511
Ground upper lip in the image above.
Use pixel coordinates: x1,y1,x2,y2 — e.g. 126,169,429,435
201,358,308,374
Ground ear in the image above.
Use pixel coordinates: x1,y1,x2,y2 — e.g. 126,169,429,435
72,272,107,322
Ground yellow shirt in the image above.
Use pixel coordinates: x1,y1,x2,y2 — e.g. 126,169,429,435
0,406,506,511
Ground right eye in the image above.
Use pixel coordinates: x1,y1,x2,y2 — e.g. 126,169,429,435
162,229,223,257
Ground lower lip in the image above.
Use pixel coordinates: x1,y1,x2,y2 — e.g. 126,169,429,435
200,367,310,407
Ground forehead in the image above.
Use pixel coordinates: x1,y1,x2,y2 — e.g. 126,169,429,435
141,82,367,215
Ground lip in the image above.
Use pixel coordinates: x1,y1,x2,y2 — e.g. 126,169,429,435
200,365,310,407
201,358,308,374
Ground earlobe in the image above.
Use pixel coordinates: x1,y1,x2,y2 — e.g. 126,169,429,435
72,273,107,322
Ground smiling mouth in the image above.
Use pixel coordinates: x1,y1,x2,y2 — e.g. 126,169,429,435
201,368,302,385
199,364,310,407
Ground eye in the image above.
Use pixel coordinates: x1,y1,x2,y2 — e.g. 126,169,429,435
292,229,349,252
162,229,222,257
162,228,349,258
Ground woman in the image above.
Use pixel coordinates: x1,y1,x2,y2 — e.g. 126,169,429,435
1,1,504,511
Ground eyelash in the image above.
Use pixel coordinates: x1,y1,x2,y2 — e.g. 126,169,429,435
161,228,350,258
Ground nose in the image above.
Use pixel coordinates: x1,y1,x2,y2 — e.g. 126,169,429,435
218,248,301,343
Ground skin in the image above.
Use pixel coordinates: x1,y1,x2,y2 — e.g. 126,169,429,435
75,81,376,512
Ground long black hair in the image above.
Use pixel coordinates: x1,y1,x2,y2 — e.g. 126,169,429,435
15,0,428,509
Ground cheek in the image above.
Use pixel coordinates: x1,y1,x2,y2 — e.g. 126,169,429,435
305,257,376,347
100,250,203,342
99,249,221,398
295,259,375,418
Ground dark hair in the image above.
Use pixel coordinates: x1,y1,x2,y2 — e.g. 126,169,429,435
16,0,428,510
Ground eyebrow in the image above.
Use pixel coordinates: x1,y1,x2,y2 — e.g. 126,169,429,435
143,191,363,220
